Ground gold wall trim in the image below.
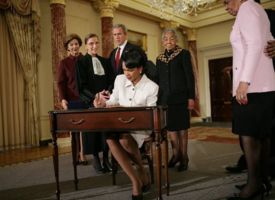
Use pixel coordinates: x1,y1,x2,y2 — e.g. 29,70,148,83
50,0,66,5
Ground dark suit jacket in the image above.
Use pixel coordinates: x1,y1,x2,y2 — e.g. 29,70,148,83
266,9,275,69
76,54,113,107
156,48,195,105
109,42,140,76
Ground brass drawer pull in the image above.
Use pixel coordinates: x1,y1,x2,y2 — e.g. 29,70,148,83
69,119,85,125
118,117,135,124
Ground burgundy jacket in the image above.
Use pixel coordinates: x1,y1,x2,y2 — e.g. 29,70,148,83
57,54,82,101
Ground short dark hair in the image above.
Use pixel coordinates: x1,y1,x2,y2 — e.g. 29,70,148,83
64,34,82,50
84,33,99,44
121,47,147,69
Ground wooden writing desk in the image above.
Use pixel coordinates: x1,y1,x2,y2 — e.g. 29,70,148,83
49,106,169,200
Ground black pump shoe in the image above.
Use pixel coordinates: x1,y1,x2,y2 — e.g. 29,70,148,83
236,180,272,196
132,194,143,200
235,184,246,190
227,185,265,200
168,155,179,168
263,179,272,196
102,156,112,172
142,183,151,193
177,156,189,172
92,156,105,174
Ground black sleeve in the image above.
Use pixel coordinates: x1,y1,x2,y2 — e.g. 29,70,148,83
144,60,158,83
75,57,95,106
103,57,115,91
182,50,195,99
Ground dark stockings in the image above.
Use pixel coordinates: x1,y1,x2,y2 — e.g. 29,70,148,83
241,136,269,197
169,130,189,163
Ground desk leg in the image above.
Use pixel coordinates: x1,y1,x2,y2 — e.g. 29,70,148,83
161,130,169,196
52,132,60,200
155,131,163,200
71,132,79,190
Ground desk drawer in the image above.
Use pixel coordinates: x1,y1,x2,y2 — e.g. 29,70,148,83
55,110,154,131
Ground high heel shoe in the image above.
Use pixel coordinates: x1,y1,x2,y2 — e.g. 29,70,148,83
236,180,272,196
177,156,189,172
168,155,179,168
102,156,112,172
92,156,105,174
227,185,265,200
142,183,151,193
263,179,272,196
77,160,88,165
235,184,245,190
132,194,143,200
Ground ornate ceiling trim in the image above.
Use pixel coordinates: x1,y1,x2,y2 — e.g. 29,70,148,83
89,0,275,28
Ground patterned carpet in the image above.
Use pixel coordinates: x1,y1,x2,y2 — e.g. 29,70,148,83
189,126,238,144
0,125,236,167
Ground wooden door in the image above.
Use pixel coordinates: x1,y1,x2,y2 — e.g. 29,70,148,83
209,57,232,122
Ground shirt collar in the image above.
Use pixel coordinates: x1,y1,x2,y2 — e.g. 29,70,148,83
124,74,148,88
118,40,128,51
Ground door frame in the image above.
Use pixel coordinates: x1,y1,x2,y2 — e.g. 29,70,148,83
198,44,232,120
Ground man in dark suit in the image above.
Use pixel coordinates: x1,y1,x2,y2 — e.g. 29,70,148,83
226,1,275,181
109,24,140,76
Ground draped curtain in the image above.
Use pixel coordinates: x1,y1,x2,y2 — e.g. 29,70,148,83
0,0,41,150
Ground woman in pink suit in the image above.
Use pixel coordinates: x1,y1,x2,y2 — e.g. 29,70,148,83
224,0,275,199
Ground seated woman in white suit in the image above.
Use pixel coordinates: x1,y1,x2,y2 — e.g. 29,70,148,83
93,48,158,200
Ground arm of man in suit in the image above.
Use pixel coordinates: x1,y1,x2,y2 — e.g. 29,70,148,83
265,40,275,58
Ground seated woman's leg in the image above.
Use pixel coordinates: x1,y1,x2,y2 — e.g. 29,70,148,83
107,138,142,196
119,134,150,186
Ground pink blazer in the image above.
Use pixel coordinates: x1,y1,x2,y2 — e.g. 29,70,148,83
230,0,275,97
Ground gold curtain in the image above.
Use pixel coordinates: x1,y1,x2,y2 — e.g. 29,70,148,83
0,0,41,150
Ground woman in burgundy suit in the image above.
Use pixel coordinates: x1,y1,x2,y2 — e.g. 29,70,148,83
57,33,88,165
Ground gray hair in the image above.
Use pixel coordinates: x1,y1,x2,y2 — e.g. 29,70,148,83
162,28,178,41
113,24,128,34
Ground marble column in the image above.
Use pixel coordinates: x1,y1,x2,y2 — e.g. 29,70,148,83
50,0,66,109
91,0,119,58
186,28,200,117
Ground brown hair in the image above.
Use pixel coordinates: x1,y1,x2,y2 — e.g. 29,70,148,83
63,34,82,50
84,33,99,44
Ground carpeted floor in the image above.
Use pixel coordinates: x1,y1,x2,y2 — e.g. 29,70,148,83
0,126,274,200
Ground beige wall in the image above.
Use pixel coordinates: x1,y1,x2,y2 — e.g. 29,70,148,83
38,0,238,141
196,20,234,119
38,0,53,141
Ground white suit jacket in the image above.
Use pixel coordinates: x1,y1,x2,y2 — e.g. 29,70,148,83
106,74,159,147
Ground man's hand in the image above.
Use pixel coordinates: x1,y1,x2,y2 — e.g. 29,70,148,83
265,40,275,58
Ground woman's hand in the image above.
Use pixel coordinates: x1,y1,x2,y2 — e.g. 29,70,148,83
61,99,68,110
236,81,249,105
187,99,195,110
93,91,108,108
100,90,110,100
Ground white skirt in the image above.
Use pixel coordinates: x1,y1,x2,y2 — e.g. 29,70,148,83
130,131,151,148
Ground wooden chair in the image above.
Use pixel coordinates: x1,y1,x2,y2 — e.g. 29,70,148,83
111,130,169,195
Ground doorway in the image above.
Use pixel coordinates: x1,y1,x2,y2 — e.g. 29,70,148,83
209,57,232,122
